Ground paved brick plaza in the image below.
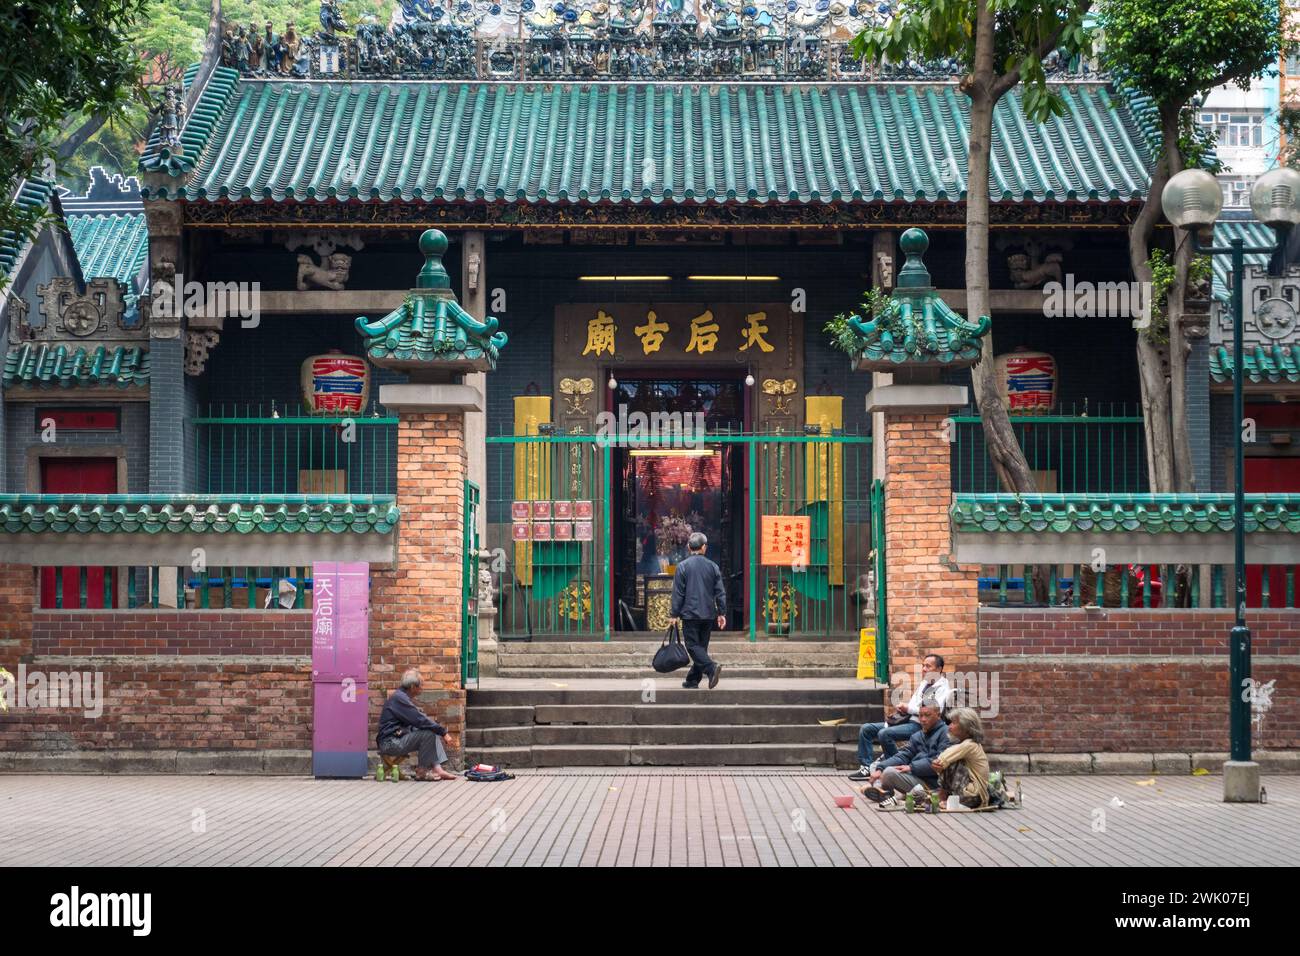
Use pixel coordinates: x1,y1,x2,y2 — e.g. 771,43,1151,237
5,771,1296,867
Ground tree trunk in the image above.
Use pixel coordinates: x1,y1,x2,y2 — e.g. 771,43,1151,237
967,2,1046,602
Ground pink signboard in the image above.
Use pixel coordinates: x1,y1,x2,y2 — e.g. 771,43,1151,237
311,561,370,778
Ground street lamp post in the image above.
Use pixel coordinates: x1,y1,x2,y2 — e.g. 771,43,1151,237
1161,165,1300,803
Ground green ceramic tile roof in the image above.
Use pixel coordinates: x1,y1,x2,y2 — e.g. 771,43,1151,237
0,495,399,535
0,179,58,282
355,229,507,369
3,343,150,390
1212,219,1272,303
951,494,1300,534
66,212,149,304
140,64,242,177
849,227,990,368
140,79,1153,204
1208,344,1300,385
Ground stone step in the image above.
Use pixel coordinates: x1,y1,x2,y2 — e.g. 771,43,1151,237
498,641,857,654
495,667,858,680
496,652,856,666
529,703,877,725
465,722,862,748
464,743,842,768
468,686,881,707
497,635,858,646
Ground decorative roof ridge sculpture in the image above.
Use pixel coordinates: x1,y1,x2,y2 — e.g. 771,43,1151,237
218,1,1102,82
848,227,990,369
355,229,508,372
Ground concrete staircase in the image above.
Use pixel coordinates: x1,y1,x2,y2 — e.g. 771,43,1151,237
464,679,884,769
494,635,860,680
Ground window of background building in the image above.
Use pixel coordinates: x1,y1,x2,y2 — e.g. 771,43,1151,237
1200,110,1265,148
1220,177,1254,208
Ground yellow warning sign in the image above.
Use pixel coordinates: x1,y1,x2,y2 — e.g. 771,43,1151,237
856,627,877,681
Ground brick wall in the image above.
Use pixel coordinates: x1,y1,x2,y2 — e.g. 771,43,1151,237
0,659,311,752
368,411,468,755
0,564,35,657
1,604,312,752
883,413,979,668
31,609,310,656
978,608,1300,657
977,607,1300,753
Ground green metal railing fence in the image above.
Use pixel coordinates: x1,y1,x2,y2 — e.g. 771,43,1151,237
41,565,314,609
462,480,481,688
952,403,1148,494
484,428,874,640
870,478,888,683
979,563,1300,609
193,403,397,495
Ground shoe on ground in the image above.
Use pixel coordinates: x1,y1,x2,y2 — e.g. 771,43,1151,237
876,794,903,811
861,785,888,803
681,681,700,689
708,664,723,689
848,766,873,782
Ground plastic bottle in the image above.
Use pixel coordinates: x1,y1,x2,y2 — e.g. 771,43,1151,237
904,791,915,813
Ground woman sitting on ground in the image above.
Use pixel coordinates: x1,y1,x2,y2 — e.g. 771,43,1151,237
932,707,990,810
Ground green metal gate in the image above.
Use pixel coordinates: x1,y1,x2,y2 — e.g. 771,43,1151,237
485,429,874,641
461,480,480,688
870,478,889,683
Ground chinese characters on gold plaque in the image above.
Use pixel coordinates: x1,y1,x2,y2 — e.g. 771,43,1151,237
583,308,775,357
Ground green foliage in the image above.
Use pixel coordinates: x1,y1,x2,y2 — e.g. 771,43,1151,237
58,0,392,192
1281,104,1300,170
1142,248,1212,345
1098,0,1283,111
0,0,152,268
825,288,900,355
849,0,1094,120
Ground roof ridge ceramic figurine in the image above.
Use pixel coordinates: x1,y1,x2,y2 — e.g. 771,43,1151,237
848,228,991,371
354,229,508,374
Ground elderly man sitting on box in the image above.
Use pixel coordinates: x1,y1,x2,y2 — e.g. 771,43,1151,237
375,669,458,782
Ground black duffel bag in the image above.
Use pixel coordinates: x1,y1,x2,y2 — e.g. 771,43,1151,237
651,622,691,673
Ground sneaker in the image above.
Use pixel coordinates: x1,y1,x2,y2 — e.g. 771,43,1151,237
861,785,889,803
681,681,700,689
708,664,723,689
847,766,873,782
876,794,902,811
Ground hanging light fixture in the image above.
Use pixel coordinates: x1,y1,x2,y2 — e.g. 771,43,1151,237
745,372,755,387
608,372,618,390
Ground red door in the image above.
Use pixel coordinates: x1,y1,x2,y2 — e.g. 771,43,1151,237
1245,456,1300,607
40,457,118,608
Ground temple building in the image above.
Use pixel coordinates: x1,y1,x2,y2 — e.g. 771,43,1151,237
0,1,1297,771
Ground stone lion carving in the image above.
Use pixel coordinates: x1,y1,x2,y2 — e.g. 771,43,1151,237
297,252,352,291
1008,252,1064,289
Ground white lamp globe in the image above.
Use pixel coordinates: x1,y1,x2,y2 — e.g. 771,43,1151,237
1250,167,1300,229
1160,169,1223,230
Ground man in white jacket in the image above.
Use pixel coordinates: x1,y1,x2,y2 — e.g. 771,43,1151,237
848,653,951,782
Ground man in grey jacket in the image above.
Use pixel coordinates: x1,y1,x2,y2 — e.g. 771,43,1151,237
860,700,950,809
670,532,727,689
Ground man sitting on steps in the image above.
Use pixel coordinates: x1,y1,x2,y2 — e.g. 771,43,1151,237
860,699,950,810
848,653,950,782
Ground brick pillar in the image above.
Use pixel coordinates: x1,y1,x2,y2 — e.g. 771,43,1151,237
368,410,468,758
880,410,979,671
0,563,35,667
